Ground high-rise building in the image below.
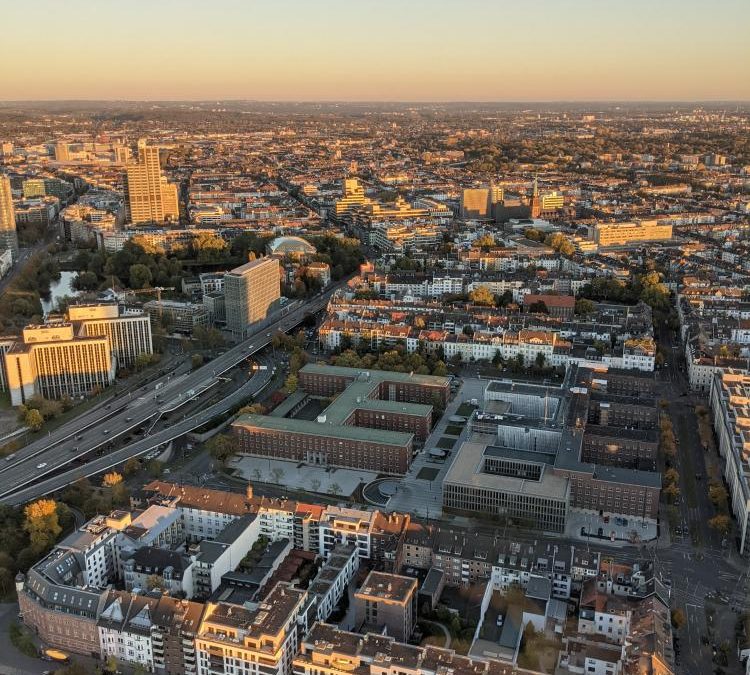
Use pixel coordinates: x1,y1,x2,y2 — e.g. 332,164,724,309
124,140,179,225
53,141,70,161
224,257,280,339
0,174,18,260
459,188,491,220
4,323,115,405
335,177,371,215
68,303,153,369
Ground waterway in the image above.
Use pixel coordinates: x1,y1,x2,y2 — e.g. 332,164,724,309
41,270,81,314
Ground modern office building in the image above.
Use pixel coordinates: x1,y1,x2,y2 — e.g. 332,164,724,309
460,188,491,220
22,177,74,202
335,177,371,215
4,323,115,405
69,303,153,369
124,140,179,224
144,299,209,335
592,220,673,247
224,256,280,339
54,141,70,161
0,174,18,260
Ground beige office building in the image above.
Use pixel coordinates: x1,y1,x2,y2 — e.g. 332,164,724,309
224,257,280,339
69,303,153,369
0,174,18,260
124,140,179,224
4,323,115,405
335,178,371,215
460,188,491,219
592,220,673,247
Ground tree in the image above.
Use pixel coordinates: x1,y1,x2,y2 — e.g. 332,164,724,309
239,402,266,415
468,286,495,306
708,514,731,534
708,483,728,508
271,468,285,485
103,471,123,487
329,482,342,496
310,478,321,493
146,574,164,590
527,300,549,314
432,360,448,376
663,483,681,503
129,263,152,289
134,353,153,371
671,608,687,629
23,408,44,431
575,298,596,316
24,499,62,554
284,374,299,394
122,457,142,477
663,468,680,485
191,353,204,369
0,566,14,596
207,434,234,464
534,352,547,369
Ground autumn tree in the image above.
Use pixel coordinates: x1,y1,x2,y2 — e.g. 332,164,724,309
24,499,62,554
708,514,731,534
103,472,123,487
468,286,495,306
207,434,234,464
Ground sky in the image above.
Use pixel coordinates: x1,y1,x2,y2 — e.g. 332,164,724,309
1,0,748,102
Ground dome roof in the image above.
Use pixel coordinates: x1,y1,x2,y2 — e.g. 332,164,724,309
268,236,316,255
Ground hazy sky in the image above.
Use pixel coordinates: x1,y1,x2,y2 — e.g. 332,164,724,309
2,0,748,101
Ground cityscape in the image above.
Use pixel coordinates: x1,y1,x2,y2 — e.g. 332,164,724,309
1,3,750,675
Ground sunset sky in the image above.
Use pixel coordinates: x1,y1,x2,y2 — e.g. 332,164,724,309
2,0,748,101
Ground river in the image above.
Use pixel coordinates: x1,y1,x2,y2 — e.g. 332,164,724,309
41,270,81,314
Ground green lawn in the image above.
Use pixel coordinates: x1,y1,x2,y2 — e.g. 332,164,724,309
444,425,463,436
437,437,456,450
456,402,476,417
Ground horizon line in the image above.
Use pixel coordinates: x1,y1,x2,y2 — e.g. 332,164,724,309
1,98,749,105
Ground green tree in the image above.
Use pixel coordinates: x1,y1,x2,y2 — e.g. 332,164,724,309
284,374,299,394
207,434,234,464
129,263,153,289
575,298,596,316
191,353,204,369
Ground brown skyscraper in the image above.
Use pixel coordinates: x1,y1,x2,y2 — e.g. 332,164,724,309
0,174,18,260
124,140,179,224
529,175,541,219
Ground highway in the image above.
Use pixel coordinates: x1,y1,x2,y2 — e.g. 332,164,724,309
0,288,335,504
1,355,276,507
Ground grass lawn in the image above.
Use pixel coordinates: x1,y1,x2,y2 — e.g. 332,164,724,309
437,437,456,450
444,425,463,436
417,467,440,481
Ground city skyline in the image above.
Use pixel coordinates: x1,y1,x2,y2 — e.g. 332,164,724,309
2,0,749,102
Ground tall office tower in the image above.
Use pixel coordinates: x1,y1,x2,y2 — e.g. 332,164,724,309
335,177,370,215
68,303,153,369
489,181,504,206
529,175,541,219
54,141,70,161
124,140,179,224
460,187,491,219
224,257,280,339
0,174,19,261
4,323,114,405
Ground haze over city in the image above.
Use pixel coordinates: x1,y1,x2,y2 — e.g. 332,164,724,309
2,0,750,101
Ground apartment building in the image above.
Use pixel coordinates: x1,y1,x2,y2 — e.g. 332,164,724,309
710,370,750,556
195,583,307,675
354,571,417,642
308,544,359,622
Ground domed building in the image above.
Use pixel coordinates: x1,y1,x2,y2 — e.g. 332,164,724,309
266,235,316,260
